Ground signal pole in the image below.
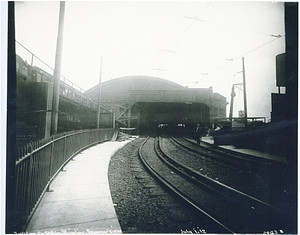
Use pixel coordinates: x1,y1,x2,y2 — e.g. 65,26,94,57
242,57,248,129
51,1,65,135
97,57,103,129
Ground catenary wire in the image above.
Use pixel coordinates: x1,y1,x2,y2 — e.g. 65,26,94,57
156,1,213,76
194,35,285,85
182,15,282,38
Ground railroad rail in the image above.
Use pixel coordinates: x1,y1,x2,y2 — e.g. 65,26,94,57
166,136,290,210
138,136,288,233
160,137,280,212
139,137,234,233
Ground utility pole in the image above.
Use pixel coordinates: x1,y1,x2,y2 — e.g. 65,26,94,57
242,57,248,129
97,57,103,129
229,85,236,124
51,1,65,135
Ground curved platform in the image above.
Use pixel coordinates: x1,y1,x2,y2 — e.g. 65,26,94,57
201,136,287,162
26,140,133,234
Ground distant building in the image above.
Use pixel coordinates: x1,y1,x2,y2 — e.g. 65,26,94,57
85,75,228,133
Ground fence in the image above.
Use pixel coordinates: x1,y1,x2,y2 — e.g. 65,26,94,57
14,128,115,231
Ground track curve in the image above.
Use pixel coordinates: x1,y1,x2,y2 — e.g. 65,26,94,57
138,136,289,234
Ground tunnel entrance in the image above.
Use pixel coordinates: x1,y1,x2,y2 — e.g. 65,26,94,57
130,102,210,136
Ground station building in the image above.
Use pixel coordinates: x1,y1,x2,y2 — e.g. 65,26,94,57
85,76,228,134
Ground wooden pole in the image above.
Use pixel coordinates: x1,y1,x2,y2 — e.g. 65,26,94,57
51,1,65,135
97,57,103,128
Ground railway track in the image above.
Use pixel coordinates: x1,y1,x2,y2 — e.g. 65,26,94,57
178,136,280,166
162,136,288,209
138,136,287,234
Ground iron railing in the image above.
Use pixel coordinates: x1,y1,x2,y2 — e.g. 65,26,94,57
14,128,114,231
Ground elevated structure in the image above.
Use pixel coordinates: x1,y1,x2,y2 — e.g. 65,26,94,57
16,54,114,145
85,76,228,134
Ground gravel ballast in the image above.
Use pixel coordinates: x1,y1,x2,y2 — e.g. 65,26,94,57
108,138,207,234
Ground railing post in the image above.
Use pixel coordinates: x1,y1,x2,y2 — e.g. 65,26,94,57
26,153,34,222
47,136,54,192
61,133,67,171
89,130,92,146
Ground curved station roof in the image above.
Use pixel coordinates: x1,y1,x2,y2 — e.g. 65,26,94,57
85,75,228,131
85,75,186,102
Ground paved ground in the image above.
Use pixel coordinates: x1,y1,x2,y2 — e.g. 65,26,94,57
26,139,133,234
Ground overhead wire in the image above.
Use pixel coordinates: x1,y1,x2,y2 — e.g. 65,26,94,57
209,71,242,87
156,1,213,75
182,15,282,38
194,34,285,85
175,8,283,82
179,7,284,87
156,2,283,79
169,49,234,62
84,1,283,87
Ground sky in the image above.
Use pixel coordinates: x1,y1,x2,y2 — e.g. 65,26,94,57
14,1,286,119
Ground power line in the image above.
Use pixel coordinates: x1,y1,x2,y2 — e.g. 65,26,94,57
182,15,283,38
156,1,212,75
210,71,243,87
195,35,284,84
167,49,234,62
160,49,176,53
182,16,206,22
239,35,284,57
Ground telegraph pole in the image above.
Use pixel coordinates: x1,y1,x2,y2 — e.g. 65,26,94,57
97,57,103,128
51,1,65,135
242,57,248,129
